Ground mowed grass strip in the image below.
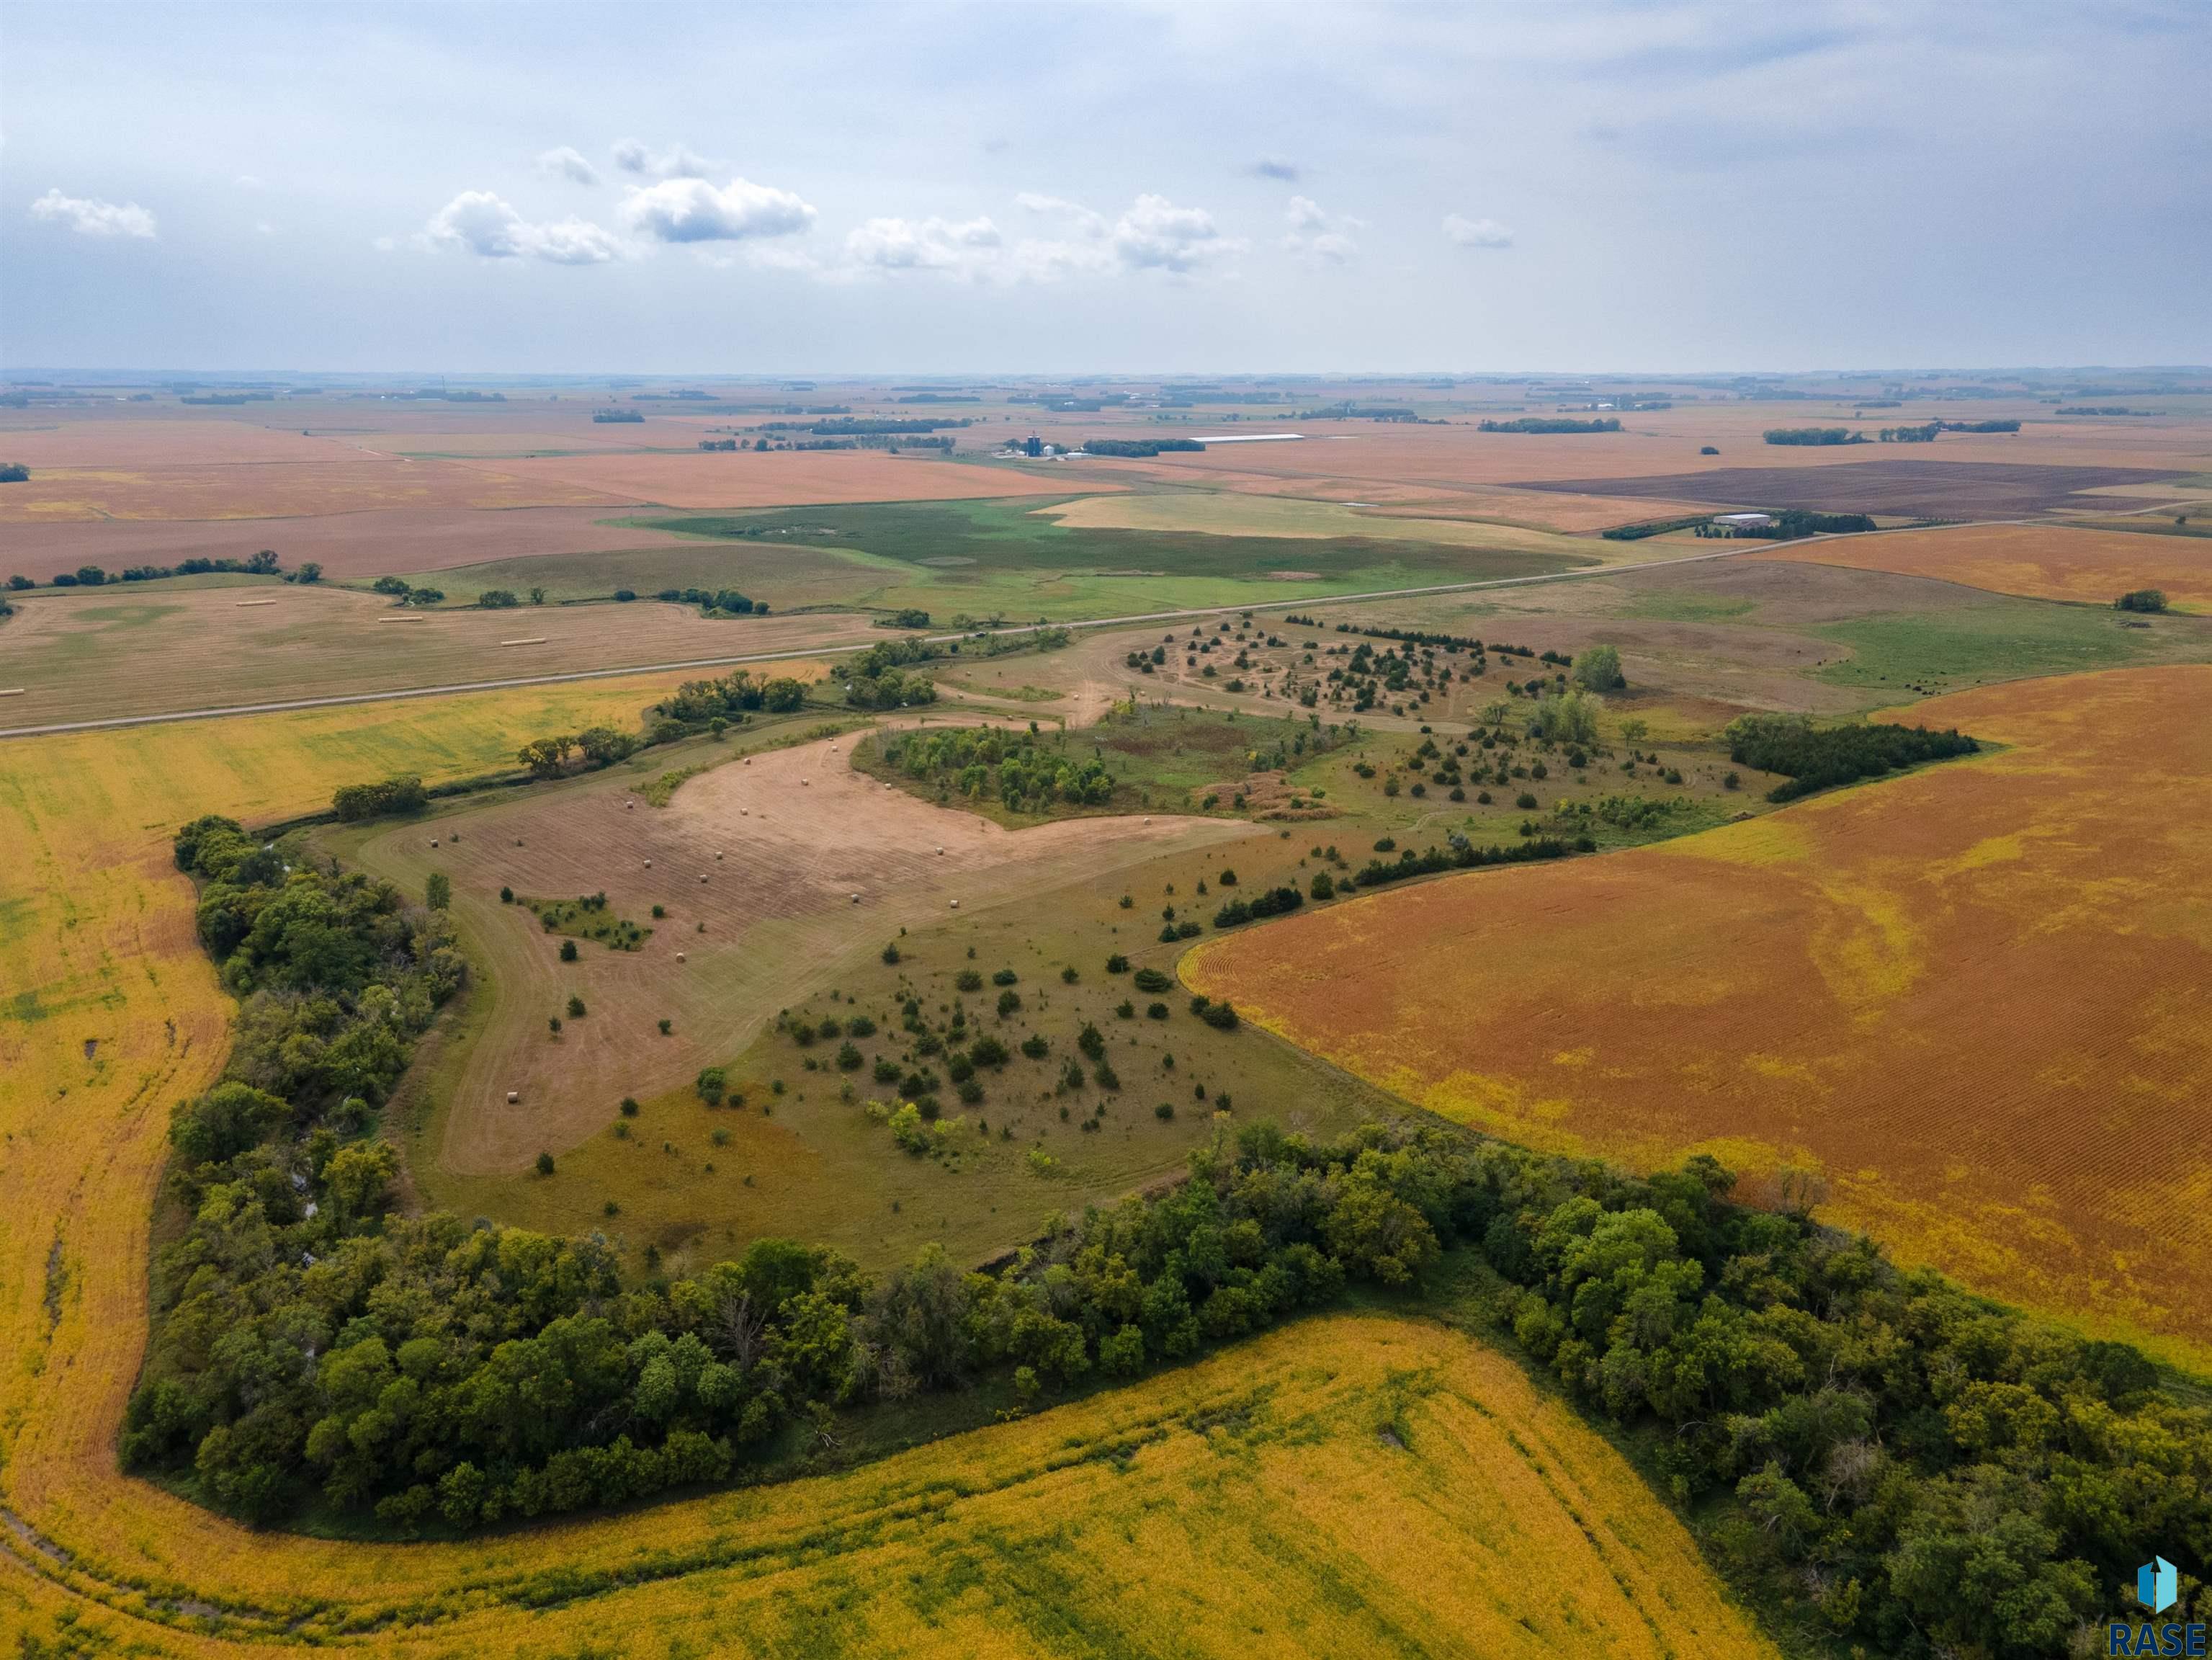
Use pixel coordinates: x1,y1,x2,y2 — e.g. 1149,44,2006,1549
1186,664,2212,1370
1756,520,2212,613
2,1312,1778,1659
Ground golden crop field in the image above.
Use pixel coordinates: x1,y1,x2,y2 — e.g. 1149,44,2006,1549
4,1311,1774,1659
1757,520,2212,612
0,673,1770,1657
0,457,626,522
1187,664,2212,1370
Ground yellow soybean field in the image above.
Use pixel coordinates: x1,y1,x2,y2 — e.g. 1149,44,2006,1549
0,679,1770,1657
5,1311,1773,1659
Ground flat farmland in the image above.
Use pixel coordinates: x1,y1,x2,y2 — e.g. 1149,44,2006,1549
351,732,1258,1174
1755,520,2212,612
0,417,351,466
1186,665,2212,1368
447,447,1105,509
1513,458,2191,519
1031,488,1607,560
1,502,708,583
0,579,862,726
0,455,629,522
588,496,1595,622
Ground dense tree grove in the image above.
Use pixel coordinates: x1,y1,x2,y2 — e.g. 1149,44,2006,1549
1764,427,1868,446
1727,714,1979,802
1083,437,1206,457
1478,417,1621,433
331,775,429,822
653,669,808,724
129,827,2209,1659
879,726,1111,809
838,638,944,710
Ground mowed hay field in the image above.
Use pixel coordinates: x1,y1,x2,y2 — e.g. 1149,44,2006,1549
1188,664,2212,1368
1757,520,2212,612
0,579,866,726
0,679,1770,1657
2,1314,1774,1660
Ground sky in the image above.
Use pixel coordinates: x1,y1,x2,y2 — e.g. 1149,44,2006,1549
5,0,2209,377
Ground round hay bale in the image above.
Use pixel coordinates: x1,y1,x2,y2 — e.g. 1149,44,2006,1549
676,952,686,963
430,839,440,848
505,1089,519,1104
850,893,860,903
950,899,960,909
935,846,944,855
699,873,708,883
644,859,653,867
715,852,724,860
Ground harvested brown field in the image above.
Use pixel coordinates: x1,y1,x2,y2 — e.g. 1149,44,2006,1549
0,581,874,726
0,457,627,522
357,734,1258,1172
1187,665,2212,1368
1753,520,2212,612
448,448,1106,509
1513,459,2190,519
0,417,349,466
0,503,704,581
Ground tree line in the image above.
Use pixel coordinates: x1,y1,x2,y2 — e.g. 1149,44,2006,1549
1726,714,1979,802
1478,417,1621,434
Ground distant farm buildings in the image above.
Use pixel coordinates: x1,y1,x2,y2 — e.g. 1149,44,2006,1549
1712,512,1777,530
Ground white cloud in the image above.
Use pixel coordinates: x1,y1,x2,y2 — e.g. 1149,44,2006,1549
1015,192,1107,238
1250,158,1302,182
1111,193,1240,273
30,187,156,239
536,146,601,186
846,215,1003,276
618,176,815,244
1283,195,1361,264
424,190,622,264
1442,212,1514,249
611,139,720,179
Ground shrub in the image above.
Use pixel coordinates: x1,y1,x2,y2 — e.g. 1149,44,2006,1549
1515,793,1539,811
1132,968,1173,994
881,943,900,965
1146,1002,1170,1020
534,1151,555,1176
2115,589,2168,613
566,995,586,1019
955,969,983,992
996,989,1021,1017
619,1097,640,1117
560,940,578,962
837,1041,863,1071
695,1067,727,1106
992,968,1018,986
1105,953,1129,973
1155,1102,1175,1120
